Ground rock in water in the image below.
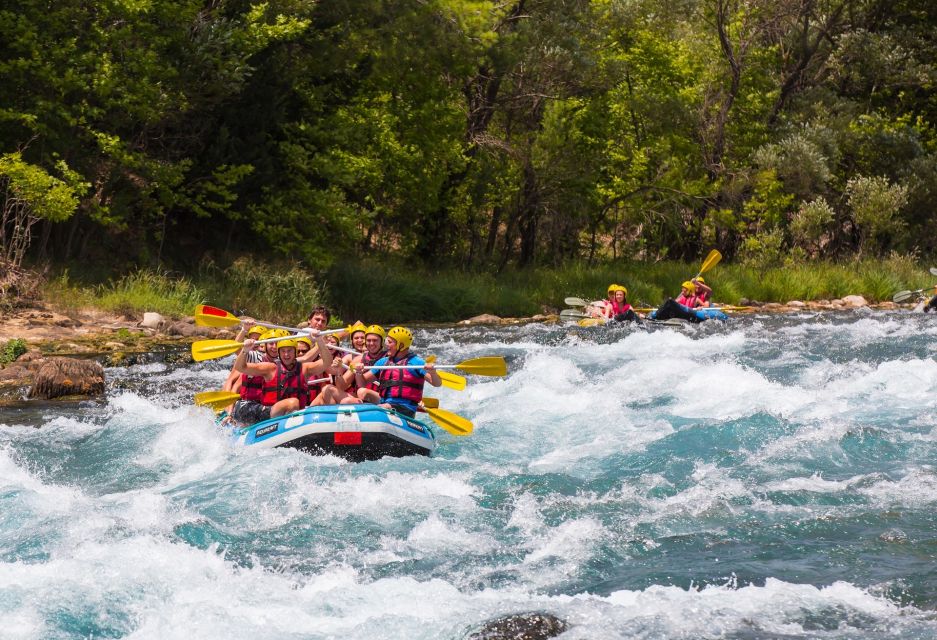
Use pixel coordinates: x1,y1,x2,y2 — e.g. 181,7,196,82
28,357,105,399
469,612,568,640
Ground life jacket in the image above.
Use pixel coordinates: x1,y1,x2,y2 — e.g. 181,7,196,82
261,361,307,408
696,290,710,304
608,300,632,315
239,373,265,402
239,354,274,402
305,373,321,404
377,351,424,403
676,293,698,308
356,349,386,393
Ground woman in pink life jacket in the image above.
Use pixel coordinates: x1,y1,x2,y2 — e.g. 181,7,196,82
602,284,642,322
675,281,700,308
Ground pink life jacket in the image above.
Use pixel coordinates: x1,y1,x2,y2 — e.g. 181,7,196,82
378,352,424,403
676,293,698,307
608,300,632,315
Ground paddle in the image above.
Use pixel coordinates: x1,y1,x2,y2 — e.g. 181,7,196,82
194,390,240,411
191,330,345,362
423,406,473,436
564,296,590,307
695,249,722,279
194,305,304,332
893,289,928,303
334,352,467,391
194,305,352,335
929,268,937,277
560,309,589,319
360,356,507,377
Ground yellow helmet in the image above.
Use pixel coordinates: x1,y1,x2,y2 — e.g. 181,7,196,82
682,281,696,293
296,336,313,348
387,326,413,351
348,321,367,336
695,276,705,284
258,329,277,342
365,324,386,340
607,284,618,297
277,338,298,350
246,324,265,338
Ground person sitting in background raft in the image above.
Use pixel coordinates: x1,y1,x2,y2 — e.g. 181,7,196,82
602,284,641,322
691,277,713,307
350,326,441,418
675,281,700,307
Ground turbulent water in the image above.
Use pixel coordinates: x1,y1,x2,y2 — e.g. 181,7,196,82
3,311,937,639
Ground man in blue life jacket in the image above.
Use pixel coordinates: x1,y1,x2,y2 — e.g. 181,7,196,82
351,326,441,418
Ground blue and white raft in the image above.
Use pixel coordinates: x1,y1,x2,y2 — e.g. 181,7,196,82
227,404,436,462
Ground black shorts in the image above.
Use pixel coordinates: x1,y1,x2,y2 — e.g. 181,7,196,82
232,400,271,425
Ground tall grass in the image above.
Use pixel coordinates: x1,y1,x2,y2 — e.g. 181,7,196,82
41,256,935,323
327,256,937,322
46,269,207,317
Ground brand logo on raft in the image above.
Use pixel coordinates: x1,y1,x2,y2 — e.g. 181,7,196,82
255,424,278,437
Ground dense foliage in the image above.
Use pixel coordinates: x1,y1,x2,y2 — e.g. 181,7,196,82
3,0,937,274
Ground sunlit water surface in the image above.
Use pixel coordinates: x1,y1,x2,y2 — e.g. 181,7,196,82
2,311,937,639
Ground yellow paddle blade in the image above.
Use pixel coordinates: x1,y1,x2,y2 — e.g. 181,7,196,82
191,339,245,362
422,397,440,409
698,249,722,276
454,356,507,377
425,407,473,436
194,390,240,410
195,312,241,328
578,317,606,327
194,305,240,328
438,371,467,391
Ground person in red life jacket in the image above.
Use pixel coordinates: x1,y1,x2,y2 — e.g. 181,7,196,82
675,281,700,308
340,324,388,406
222,323,267,393
691,277,713,307
350,326,441,418
602,284,642,322
230,331,334,425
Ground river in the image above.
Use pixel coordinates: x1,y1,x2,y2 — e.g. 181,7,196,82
2,311,937,639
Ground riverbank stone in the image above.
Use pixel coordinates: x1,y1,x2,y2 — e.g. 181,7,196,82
841,294,869,307
28,357,105,399
140,312,165,330
461,314,502,325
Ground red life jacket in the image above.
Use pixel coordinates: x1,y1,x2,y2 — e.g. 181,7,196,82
261,362,307,408
377,352,424,403
608,300,632,315
239,354,273,401
239,373,265,401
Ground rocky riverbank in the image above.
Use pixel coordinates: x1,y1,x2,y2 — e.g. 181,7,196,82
0,305,235,404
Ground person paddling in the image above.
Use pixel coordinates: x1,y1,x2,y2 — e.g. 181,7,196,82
691,277,713,307
230,331,333,425
351,326,441,418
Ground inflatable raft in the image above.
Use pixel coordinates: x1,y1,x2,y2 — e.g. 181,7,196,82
224,404,436,462
649,299,728,323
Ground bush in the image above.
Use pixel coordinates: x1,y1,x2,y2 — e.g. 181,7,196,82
0,338,27,364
